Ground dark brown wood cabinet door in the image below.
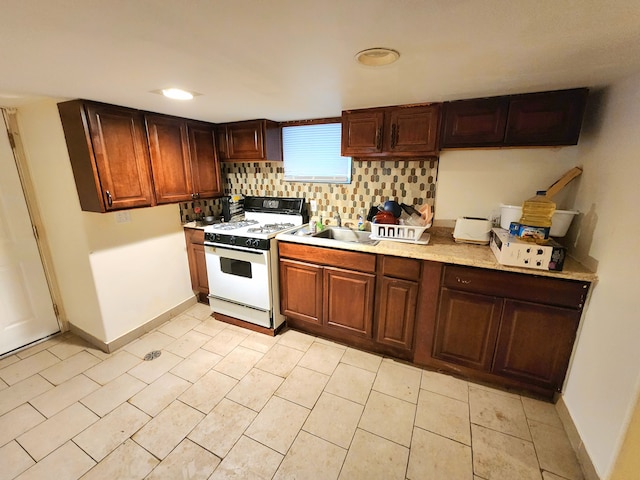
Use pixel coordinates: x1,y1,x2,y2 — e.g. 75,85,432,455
441,98,509,147
433,288,503,371
324,266,375,338
216,127,228,161
280,259,323,325
385,105,440,154
341,110,385,155
187,122,222,199
376,277,418,350
493,300,581,390
146,115,192,204
504,88,588,146
185,229,209,303
225,120,265,160
85,104,154,210
193,242,208,296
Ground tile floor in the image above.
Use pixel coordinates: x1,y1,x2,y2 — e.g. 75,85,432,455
0,303,585,480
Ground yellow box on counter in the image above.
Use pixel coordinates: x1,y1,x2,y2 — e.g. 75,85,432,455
490,228,566,271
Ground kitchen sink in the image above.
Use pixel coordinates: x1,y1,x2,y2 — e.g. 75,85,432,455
312,227,378,245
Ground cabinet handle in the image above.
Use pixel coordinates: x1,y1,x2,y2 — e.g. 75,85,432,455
105,190,113,207
376,127,382,150
391,124,398,148
456,276,471,285
195,192,200,199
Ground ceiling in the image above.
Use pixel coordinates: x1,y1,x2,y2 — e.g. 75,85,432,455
1,0,639,123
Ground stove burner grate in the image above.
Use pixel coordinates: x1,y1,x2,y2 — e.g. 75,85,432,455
247,223,295,234
209,219,259,231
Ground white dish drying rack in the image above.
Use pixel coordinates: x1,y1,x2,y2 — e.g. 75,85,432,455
370,223,431,244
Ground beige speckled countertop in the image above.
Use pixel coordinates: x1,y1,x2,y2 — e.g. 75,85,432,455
276,226,597,283
183,221,209,230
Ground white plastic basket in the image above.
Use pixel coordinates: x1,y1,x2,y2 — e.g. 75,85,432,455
370,223,431,243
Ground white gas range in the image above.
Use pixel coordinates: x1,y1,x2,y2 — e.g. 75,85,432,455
203,196,306,331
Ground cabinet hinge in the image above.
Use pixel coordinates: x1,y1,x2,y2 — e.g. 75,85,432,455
52,303,60,318
32,224,39,241
7,131,16,149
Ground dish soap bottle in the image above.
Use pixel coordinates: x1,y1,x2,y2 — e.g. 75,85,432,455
519,190,556,235
357,210,366,231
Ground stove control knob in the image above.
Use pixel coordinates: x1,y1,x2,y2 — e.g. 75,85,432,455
229,236,236,245
245,239,253,247
252,239,261,248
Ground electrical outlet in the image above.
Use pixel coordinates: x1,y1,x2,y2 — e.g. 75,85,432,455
310,200,317,213
115,211,132,224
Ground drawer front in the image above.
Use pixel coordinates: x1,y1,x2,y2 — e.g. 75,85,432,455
279,242,376,273
443,265,589,309
380,256,421,281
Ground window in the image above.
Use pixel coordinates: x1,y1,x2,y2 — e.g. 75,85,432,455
282,123,352,183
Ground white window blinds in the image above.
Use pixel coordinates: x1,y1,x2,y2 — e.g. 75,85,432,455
282,123,352,183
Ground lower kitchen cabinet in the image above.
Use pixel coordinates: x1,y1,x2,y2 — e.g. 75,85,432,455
492,300,582,388
324,266,375,338
432,288,502,371
280,258,323,325
376,256,422,351
423,264,589,398
278,242,415,359
184,228,209,304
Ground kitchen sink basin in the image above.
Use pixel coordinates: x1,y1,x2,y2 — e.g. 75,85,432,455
312,227,378,245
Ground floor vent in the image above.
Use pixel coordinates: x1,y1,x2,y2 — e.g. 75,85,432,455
143,350,162,361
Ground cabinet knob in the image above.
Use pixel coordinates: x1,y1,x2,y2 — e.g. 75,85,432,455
105,190,113,207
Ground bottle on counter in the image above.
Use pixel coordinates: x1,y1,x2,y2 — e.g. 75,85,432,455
516,190,556,241
357,209,366,231
334,208,341,227
308,216,317,234
519,190,556,227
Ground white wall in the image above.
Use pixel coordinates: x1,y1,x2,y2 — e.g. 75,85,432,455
17,99,195,345
17,100,105,340
435,147,581,221
83,205,193,342
561,73,640,479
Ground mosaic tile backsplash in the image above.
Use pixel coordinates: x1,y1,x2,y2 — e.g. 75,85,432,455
180,158,438,224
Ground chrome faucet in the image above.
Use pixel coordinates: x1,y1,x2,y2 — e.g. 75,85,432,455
334,209,342,227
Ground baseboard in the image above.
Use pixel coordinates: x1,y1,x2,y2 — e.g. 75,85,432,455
556,396,601,480
69,295,198,353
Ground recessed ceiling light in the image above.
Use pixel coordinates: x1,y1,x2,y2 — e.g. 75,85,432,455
151,88,201,100
161,88,195,100
355,48,400,66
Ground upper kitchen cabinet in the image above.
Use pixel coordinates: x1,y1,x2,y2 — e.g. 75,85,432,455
504,89,589,146
440,88,589,148
342,104,441,157
58,100,155,212
218,119,282,162
440,97,510,147
145,115,222,203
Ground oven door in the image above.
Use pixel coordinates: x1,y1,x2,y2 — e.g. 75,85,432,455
204,244,272,312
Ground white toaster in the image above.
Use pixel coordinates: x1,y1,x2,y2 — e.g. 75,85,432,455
453,217,493,244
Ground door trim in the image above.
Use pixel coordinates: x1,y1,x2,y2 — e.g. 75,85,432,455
2,108,65,332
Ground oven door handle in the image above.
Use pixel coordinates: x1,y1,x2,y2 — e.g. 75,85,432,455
204,244,266,256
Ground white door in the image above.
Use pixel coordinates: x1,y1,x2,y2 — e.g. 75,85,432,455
0,117,59,355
